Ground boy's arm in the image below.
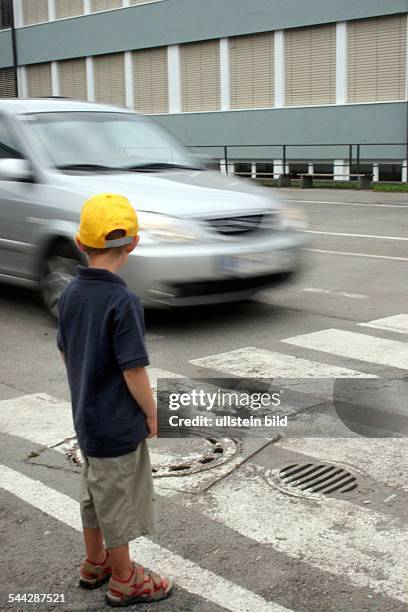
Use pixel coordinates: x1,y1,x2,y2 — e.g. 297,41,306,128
123,367,157,438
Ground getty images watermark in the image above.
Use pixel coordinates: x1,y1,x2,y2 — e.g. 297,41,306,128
167,387,286,429
157,378,408,438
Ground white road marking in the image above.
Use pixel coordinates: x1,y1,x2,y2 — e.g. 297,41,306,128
0,392,242,497
304,230,408,241
201,466,408,603
190,347,373,378
358,314,408,335
303,248,408,262
147,367,183,389
282,328,408,370
302,287,368,299
0,377,183,449
285,199,408,209
0,465,292,612
0,393,74,447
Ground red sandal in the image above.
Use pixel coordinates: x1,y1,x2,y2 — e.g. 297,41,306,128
106,561,173,607
79,551,112,589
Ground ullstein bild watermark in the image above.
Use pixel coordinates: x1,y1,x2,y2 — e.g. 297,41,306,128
156,378,408,439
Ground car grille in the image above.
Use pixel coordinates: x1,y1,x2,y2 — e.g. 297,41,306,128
206,214,271,235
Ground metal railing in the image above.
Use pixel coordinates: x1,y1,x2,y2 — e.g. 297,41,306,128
190,142,406,176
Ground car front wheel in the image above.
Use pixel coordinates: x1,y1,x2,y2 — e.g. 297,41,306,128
40,241,82,318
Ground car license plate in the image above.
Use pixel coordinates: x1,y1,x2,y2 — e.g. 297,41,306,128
219,250,293,277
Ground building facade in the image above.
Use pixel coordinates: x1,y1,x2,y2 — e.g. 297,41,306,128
0,0,407,180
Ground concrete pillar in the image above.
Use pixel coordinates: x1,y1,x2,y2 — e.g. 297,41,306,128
13,0,23,27
228,163,235,176
308,163,314,175
168,45,181,113
251,162,257,179
334,159,350,181
401,161,407,182
17,67,27,98
336,22,347,105
51,62,59,96
220,159,227,175
372,163,379,182
124,51,134,109
220,39,230,111
273,159,284,179
274,31,285,108
48,0,55,21
86,57,95,102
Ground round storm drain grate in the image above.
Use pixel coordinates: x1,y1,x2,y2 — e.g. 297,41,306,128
279,463,358,496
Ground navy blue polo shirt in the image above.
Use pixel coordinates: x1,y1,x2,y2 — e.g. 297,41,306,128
57,266,149,458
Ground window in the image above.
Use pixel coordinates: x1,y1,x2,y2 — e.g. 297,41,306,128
22,0,48,25
0,68,16,98
59,58,87,101
181,40,220,112
26,63,52,98
0,0,12,29
230,33,274,109
348,15,407,103
91,0,122,12
94,54,126,107
55,0,83,20
27,112,196,169
133,47,168,114
285,24,336,106
0,116,23,159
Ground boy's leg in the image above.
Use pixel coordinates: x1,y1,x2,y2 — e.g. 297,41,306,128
83,527,105,564
107,544,132,581
79,455,112,589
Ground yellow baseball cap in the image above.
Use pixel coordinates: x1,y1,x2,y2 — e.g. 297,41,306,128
77,193,139,249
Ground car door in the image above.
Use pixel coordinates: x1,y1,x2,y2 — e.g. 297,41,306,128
0,112,39,280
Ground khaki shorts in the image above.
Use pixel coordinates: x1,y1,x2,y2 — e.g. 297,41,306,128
80,440,155,549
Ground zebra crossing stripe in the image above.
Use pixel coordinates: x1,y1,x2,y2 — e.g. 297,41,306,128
189,347,374,378
0,464,292,612
0,393,73,447
0,366,184,448
358,314,408,335
282,329,408,370
148,367,183,389
201,464,407,603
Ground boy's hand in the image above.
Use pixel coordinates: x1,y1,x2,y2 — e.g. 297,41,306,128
146,414,157,438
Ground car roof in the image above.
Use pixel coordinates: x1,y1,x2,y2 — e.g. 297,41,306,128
0,98,136,115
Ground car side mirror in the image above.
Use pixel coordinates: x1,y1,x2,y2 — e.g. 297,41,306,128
0,158,33,182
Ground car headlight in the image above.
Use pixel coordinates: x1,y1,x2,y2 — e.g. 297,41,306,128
278,205,308,230
137,212,199,244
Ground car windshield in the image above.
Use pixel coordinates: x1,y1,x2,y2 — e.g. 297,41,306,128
25,111,199,171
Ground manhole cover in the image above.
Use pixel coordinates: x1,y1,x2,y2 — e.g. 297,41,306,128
61,436,237,477
278,463,358,496
149,437,237,477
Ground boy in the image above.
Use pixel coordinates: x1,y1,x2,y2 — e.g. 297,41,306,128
57,193,172,606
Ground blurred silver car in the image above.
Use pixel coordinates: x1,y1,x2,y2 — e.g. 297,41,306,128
0,98,307,316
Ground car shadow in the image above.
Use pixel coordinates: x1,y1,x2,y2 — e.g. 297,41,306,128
0,282,50,319
0,282,285,333
144,299,286,333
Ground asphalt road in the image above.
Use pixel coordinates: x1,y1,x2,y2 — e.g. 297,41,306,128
0,188,407,612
